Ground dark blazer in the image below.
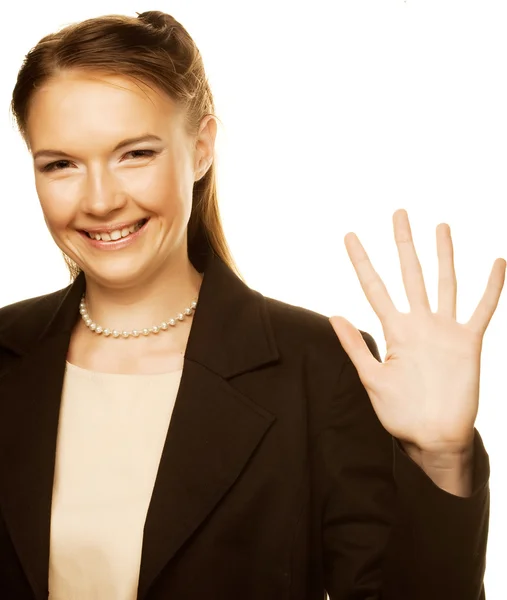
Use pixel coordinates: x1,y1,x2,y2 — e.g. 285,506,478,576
0,252,489,600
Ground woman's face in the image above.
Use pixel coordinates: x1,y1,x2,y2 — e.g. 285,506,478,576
26,70,215,287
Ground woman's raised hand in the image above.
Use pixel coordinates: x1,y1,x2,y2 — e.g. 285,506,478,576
330,209,506,455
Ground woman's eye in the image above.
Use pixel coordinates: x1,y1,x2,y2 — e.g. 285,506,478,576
126,149,157,159
42,160,71,172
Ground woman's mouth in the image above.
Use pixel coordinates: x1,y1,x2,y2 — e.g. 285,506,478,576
79,218,150,250
84,218,148,242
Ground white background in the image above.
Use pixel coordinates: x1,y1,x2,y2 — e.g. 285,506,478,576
1,1,506,597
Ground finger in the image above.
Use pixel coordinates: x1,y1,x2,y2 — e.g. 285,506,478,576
344,232,397,324
329,316,382,387
436,223,457,319
393,209,431,311
467,258,506,335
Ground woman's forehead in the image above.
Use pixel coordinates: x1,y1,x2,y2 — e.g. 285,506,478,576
31,71,170,110
27,72,183,148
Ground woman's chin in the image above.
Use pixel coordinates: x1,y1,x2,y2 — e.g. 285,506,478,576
80,257,153,288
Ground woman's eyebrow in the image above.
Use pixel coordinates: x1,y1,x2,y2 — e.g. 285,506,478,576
32,134,164,160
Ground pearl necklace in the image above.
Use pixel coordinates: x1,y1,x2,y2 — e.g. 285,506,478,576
79,294,198,339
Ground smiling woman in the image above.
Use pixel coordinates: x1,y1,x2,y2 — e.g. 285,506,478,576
26,71,215,293
12,13,238,288
0,8,496,600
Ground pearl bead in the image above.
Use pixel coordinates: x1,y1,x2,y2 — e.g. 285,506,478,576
161,322,168,330
89,323,96,331
132,330,140,337
103,329,111,336
122,331,129,338
142,328,150,336
85,318,92,326
177,313,184,321
169,319,176,326
112,330,120,338
152,326,160,333
95,326,103,334
191,301,197,309
184,308,192,315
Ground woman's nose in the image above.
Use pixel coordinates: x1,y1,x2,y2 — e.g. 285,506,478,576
80,170,128,216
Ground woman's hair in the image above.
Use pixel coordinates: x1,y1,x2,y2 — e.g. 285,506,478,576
10,10,242,281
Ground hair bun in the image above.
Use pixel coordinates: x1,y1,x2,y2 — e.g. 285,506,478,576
136,10,178,32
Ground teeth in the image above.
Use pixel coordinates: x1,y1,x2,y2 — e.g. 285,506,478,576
87,220,144,241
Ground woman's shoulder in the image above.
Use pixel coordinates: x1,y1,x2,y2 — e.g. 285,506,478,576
260,293,379,364
0,285,69,321
0,283,71,351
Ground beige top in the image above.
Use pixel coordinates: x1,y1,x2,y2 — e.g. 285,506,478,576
48,361,183,600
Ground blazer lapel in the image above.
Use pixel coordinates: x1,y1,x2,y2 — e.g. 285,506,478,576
137,254,280,599
137,360,276,599
0,274,84,600
0,253,280,600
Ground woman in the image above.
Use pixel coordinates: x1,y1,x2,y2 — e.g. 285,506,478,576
0,9,504,600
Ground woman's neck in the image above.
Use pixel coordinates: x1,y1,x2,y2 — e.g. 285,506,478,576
80,255,203,336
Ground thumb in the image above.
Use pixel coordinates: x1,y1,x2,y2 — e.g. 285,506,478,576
329,316,380,386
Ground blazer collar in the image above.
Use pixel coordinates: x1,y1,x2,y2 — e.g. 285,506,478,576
0,252,280,378
0,252,280,600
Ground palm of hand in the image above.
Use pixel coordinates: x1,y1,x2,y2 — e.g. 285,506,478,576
330,210,505,454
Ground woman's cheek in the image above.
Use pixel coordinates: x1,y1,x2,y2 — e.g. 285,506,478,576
39,190,76,231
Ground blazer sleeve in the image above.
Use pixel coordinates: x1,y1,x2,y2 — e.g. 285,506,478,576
320,332,489,600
